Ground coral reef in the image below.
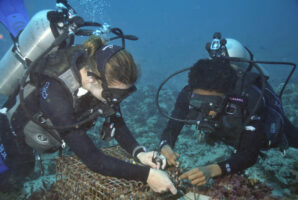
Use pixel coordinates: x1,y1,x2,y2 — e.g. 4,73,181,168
280,83,298,124
1,84,297,199
194,174,278,200
23,166,280,200
122,84,298,198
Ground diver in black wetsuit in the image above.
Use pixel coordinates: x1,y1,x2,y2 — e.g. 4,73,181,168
159,58,298,186
0,36,177,194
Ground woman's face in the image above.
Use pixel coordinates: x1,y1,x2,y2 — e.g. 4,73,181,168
80,68,131,102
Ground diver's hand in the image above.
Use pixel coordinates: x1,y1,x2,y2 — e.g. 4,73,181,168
179,167,210,186
137,151,166,169
147,168,177,195
161,145,179,167
179,164,222,186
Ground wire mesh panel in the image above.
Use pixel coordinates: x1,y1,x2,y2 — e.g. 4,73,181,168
37,145,276,200
55,146,160,200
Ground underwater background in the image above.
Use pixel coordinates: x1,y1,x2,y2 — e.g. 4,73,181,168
1,0,298,89
0,0,298,199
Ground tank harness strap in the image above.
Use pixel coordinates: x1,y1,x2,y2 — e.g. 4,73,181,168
12,41,32,68
233,73,261,151
250,84,289,153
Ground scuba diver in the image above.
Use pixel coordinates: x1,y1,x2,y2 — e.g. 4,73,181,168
156,32,298,186
0,0,177,195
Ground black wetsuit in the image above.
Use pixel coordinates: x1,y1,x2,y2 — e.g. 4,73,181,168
160,84,298,176
39,78,150,180
0,77,149,188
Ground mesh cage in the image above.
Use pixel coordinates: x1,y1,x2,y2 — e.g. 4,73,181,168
41,145,274,199
55,146,163,200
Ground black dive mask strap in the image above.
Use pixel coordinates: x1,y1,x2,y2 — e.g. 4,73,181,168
95,45,123,103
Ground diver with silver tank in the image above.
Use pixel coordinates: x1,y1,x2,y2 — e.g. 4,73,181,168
0,0,177,195
156,32,298,186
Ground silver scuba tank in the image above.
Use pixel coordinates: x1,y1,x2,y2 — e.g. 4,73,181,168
0,10,57,97
225,38,270,78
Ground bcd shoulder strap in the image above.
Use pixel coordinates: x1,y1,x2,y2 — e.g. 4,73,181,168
30,45,84,87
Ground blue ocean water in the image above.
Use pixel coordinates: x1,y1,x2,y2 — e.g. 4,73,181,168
0,0,297,199
0,0,298,88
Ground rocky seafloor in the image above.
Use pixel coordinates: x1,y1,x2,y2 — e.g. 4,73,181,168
0,83,297,199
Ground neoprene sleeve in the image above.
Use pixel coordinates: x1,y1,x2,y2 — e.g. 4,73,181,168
40,79,150,182
160,85,266,175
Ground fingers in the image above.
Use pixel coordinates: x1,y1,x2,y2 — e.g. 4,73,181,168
161,145,178,166
138,152,158,169
167,156,177,166
189,174,205,185
160,155,167,170
179,172,188,180
168,182,178,195
147,169,177,195
151,151,165,169
179,169,194,180
188,170,203,180
149,152,159,169
156,162,161,170
168,154,179,166
179,168,200,180
156,179,177,194
192,177,206,186
147,161,158,169
152,184,177,194
179,168,208,186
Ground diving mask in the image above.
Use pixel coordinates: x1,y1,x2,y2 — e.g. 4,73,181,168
87,71,137,104
188,93,226,133
189,93,226,114
102,85,136,104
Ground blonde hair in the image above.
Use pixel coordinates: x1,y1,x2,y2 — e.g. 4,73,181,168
80,35,139,85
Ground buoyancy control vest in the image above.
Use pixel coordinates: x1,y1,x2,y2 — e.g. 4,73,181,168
250,81,289,150
4,46,87,153
223,71,288,150
219,72,261,147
